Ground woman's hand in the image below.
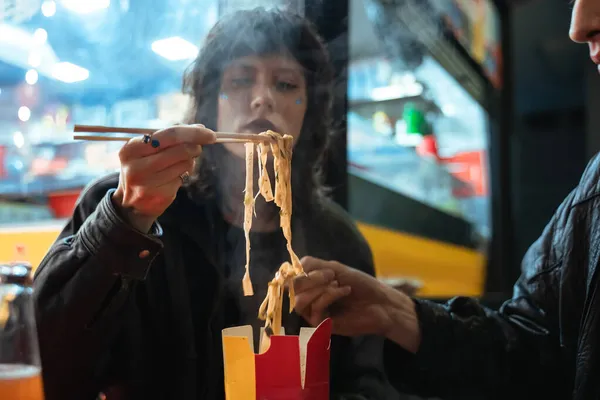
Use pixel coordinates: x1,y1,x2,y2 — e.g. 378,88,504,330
111,124,216,232
293,256,421,353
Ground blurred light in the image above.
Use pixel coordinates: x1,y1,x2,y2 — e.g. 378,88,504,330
119,0,129,12
61,0,110,14
42,114,55,126
371,83,423,101
151,37,198,61
395,131,423,147
18,106,31,122
56,107,69,127
13,132,25,148
206,4,218,27
442,104,456,116
51,62,89,83
33,28,48,45
28,52,41,67
402,73,417,84
25,69,39,85
41,1,57,17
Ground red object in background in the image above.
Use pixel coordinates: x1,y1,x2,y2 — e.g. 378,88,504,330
30,157,69,176
416,135,440,160
416,135,488,197
47,190,81,218
0,145,5,178
443,150,488,197
15,244,25,256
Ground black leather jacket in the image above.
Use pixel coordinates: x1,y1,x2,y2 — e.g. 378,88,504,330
385,154,600,400
33,173,393,400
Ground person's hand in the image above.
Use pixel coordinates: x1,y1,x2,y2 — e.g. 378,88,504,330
111,124,216,232
294,256,394,336
293,256,420,353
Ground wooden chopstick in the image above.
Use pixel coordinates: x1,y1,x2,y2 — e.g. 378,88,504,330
73,134,249,144
74,125,156,135
73,124,271,143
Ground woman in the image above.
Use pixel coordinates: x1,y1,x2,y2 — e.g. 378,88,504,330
33,8,392,400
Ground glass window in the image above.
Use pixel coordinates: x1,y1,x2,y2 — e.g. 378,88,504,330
0,0,500,298
348,0,501,296
0,0,225,225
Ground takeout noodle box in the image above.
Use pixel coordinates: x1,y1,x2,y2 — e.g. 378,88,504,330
222,318,332,400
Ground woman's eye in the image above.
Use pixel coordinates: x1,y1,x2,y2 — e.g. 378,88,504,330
275,81,298,91
231,77,253,88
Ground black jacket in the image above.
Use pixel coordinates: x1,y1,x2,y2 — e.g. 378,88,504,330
33,172,392,400
385,154,600,400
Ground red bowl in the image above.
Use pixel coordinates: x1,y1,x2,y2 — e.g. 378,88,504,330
48,190,81,218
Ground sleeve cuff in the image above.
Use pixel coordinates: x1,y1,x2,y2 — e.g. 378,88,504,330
383,299,451,371
78,189,164,280
412,298,452,362
382,299,450,390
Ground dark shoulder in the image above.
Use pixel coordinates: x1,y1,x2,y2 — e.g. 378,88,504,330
74,172,120,216
528,153,600,271
311,198,375,275
572,152,600,206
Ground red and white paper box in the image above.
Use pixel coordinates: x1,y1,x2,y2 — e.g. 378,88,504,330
222,318,332,400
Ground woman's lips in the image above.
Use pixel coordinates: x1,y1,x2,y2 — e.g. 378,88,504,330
241,119,277,133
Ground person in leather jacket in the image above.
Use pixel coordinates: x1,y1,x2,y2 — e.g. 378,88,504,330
292,1,600,399
33,8,393,400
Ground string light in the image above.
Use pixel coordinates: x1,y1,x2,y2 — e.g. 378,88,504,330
13,132,25,148
25,70,38,85
28,52,41,67
41,1,56,17
18,106,31,122
33,28,47,45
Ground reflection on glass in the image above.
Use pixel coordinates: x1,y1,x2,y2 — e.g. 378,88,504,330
348,0,493,241
0,0,224,225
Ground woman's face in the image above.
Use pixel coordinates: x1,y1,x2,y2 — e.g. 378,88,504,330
217,54,307,157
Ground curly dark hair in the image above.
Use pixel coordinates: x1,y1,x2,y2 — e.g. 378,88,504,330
182,7,334,213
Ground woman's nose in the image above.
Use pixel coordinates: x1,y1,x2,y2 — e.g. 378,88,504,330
250,83,274,111
569,0,600,43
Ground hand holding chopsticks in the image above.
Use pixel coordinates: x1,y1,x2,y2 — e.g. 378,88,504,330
94,123,242,233
73,124,272,144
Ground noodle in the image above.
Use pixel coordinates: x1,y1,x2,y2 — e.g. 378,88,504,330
242,142,255,297
239,130,305,348
265,131,302,276
257,141,274,202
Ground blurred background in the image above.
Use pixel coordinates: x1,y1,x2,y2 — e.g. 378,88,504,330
0,0,594,308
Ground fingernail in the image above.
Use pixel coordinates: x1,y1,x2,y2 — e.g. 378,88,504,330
331,280,339,287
